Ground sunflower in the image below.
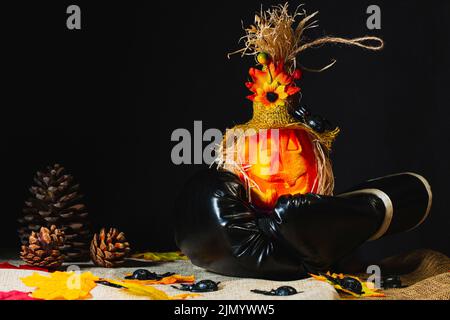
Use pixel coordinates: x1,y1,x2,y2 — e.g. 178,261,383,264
253,82,289,107
246,61,301,108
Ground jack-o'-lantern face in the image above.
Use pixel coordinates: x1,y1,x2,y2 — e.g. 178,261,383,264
238,128,318,209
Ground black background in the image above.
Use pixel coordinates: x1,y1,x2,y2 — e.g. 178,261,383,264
1,1,449,261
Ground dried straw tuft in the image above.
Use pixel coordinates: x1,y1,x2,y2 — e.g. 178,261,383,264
229,3,384,72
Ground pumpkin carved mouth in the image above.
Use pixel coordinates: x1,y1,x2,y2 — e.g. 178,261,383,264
253,171,307,187
236,128,318,209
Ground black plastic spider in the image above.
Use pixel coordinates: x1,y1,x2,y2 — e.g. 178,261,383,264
251,286,300,296
172,280,220,292
323,274,364,295
381,275,406,289
291,105,335,133
125,269,175,280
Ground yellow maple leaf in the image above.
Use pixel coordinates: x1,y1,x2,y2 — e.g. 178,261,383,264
21,271,99,300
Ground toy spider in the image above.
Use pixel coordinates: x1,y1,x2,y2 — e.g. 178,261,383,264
172,280,220,292
125,269,175,280
381,275,406,289
251,286,300,296
323,274,363,295
291,105,334,133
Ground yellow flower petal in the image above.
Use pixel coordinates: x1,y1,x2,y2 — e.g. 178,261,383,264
275,85,285,94
256,88,265,95
263,82,278,92
277,91,288,100
254,95,264,103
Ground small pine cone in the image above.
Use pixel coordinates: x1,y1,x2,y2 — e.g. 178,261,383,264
90,228,131,267
20,225,65,268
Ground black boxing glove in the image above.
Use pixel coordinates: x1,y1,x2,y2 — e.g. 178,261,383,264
273,171,431,271
174,169,309,280
174,169,431,280
340,172,432,239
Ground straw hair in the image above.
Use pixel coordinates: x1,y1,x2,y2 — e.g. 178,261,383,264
229,3,384,72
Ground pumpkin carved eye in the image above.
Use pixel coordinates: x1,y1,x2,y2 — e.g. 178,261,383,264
287,132,302,152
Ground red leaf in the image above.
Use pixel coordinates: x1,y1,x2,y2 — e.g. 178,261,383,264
17,265,49,272
0,262,19,269
0,290,40,300
0,262,48,272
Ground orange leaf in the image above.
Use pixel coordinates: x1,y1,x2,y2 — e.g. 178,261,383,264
170,293,201,300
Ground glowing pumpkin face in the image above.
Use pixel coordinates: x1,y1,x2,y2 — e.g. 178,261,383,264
238,128,318,209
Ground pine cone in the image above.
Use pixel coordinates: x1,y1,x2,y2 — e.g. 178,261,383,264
90,228,131,267
20,225,65,268
18,164,93,262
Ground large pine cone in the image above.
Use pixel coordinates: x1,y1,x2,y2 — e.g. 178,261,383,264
90,228,131,267
18,164,92,262
20,225,65,268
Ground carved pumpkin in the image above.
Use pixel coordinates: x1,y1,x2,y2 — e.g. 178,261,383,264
237,128,318,209
216,59,337,210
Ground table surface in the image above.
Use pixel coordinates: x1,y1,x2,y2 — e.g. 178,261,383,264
0,251,339,300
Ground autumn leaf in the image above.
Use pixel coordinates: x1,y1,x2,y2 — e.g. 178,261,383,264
0,290,40,300
122,274,195,285
0,262,48,272
106,279,170,299
310,272,385,298
170,293,201,300
21,271,99,300
130,251,188,262
102,280,200,300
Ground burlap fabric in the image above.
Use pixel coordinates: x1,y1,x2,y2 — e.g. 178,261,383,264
362,249,450,300
0,258,338,300
1,249,448,300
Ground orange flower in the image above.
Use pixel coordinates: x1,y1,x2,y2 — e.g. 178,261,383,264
246,61,301,107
